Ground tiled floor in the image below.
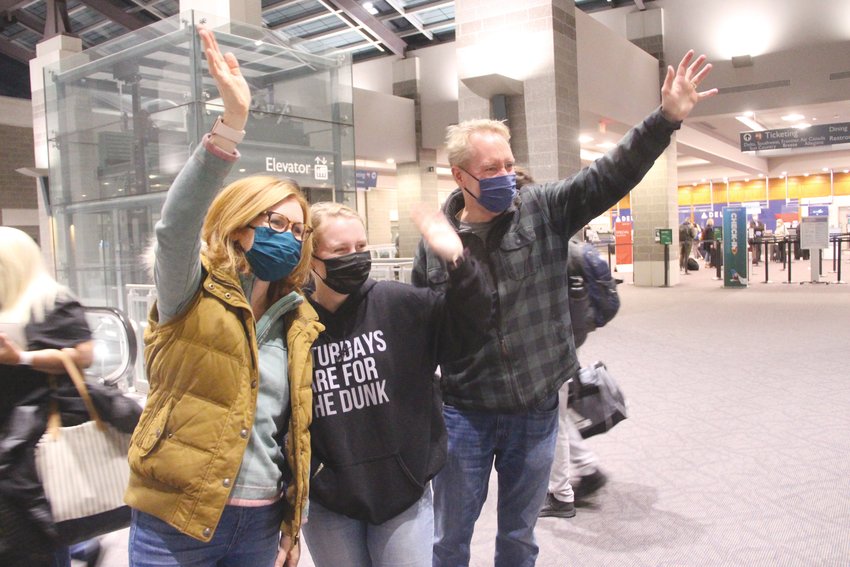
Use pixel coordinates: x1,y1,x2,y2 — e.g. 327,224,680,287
87,256,850,566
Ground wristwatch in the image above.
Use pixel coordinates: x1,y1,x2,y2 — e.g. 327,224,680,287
210,116,245,144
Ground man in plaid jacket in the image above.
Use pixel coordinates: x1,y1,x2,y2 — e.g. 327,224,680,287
412,50,716,567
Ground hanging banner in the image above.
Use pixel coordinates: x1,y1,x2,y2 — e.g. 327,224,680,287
723,206,748,287
614,221,633,265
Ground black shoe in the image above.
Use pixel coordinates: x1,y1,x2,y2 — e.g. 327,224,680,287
539,493,576,518
573,470,608,501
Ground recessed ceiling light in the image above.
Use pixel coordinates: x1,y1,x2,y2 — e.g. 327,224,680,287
736,114,766,131
792,123,811,129
578,135,594,143
386,158,395,164
781,113,804,122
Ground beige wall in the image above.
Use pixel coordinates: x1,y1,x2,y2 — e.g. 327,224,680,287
0,95,38,235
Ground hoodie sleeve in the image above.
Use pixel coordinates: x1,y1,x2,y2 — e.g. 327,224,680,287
431,250,494,365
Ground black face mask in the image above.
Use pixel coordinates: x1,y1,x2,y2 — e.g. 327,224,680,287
313,251,372,294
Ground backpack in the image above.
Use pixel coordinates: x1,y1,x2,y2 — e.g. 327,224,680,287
571,241,620,329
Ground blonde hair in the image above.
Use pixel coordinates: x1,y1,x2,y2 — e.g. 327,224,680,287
309,202,365,250
201,175,313,295
0,226,68,324
445,119,511,168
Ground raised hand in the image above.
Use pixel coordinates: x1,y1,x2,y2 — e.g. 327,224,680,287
412,205,463,263
660,50,718,123
198,26,250,131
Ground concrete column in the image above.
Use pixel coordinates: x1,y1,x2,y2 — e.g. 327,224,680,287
393,57,439,258
454,0,579,181
29,33,82,272
626,7,682,287
179,0,261,26
632,144,680,286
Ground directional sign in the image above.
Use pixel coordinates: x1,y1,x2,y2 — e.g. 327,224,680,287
740,122,850,152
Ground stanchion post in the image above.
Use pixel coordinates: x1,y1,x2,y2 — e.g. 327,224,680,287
763,241,770,283
838,236,844,283
787,239,793,284
833,237,837,272
664,244,669,287
715,238,722,280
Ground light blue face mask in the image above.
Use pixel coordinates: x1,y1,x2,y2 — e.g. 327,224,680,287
244,227,302,282
460,169,517,213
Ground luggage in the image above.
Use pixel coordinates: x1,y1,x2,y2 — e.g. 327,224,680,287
687,257,699,271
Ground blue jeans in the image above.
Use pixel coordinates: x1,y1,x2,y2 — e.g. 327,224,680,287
129,503,283,567
433,397,559,567
302,488,433,567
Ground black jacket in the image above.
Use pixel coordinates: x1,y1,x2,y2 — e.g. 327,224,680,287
413,108,681,412
0,298,140,563
307,253,491,523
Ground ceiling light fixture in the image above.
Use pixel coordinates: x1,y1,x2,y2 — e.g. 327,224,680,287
579,135,594,143
781,113,804,122
731,54,753,68
735,114,766,131
792,122,811,129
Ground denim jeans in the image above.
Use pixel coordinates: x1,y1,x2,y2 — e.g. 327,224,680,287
433,396,559,567
302,488,433,567
129,503,283,567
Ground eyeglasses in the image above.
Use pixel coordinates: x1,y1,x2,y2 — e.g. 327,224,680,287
250,211,313,242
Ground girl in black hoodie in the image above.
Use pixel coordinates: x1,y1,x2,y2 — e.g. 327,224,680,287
301,202,491,567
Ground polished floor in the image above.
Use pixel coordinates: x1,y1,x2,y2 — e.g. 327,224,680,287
86,255,850,567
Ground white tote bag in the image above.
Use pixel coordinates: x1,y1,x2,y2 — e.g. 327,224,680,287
34,350,131,524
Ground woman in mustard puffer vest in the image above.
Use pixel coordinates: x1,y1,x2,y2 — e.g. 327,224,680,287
124,27,322,567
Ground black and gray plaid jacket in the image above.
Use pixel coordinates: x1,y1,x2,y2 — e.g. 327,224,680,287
412,108,680,412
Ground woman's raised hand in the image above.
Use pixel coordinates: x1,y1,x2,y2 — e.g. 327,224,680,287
412,205,463,264
198,26,250,131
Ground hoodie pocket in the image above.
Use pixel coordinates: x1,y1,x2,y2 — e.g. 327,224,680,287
311,453,424,525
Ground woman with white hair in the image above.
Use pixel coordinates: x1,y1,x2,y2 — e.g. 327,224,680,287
0,226,94,567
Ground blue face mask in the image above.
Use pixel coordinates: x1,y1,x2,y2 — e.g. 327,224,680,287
244,227,302,282
460,169,517,213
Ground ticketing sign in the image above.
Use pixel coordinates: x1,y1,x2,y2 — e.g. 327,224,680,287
740,122,850,152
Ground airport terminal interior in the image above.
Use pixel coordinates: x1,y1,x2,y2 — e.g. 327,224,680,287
1,0,849,565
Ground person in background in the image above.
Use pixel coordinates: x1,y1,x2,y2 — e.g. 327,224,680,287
749,216,765,265
774,218,787,263
701,218,715,267
679,218,694,274
301,202,491,567
124,27,322,567
413,50,716,566
0,226,94,567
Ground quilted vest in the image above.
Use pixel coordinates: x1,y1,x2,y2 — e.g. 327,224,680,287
125,258,322,543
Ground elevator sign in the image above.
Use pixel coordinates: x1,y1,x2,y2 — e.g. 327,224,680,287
740,122,850,152
265,156,329,181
